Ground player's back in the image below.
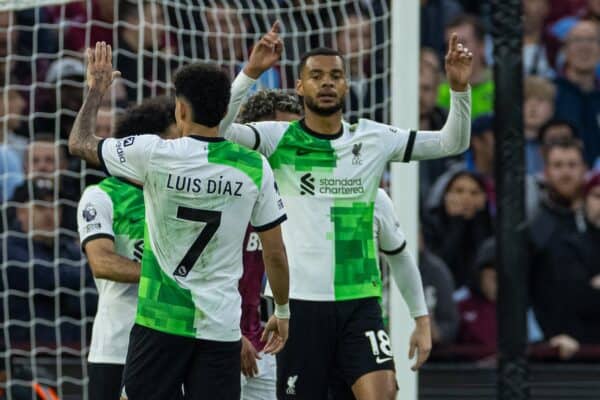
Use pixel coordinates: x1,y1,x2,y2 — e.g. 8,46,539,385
99,134,286,341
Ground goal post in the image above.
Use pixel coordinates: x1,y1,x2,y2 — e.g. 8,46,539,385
389,0,420,398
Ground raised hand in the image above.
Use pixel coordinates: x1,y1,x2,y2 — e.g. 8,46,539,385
244,21,284,79
86,41,121,93
445,33,473,92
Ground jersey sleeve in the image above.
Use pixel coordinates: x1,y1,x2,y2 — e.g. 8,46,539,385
374,188,406,254
250,157,287,231
98,134,160,182
77,186,114,251
223,122,288,157
218,70,257,135
376,87,471,162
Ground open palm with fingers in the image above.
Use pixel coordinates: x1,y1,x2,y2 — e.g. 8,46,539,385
86,41,121,93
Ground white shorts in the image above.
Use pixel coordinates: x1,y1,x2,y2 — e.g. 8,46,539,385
240,352,276,400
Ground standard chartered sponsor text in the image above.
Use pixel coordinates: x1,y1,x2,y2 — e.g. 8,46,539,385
318,177,364,194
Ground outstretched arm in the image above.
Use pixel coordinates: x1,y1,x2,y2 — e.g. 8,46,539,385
219,21,283,135
405,33,473,161
68,41,121,165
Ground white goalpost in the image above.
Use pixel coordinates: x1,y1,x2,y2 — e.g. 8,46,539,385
389,0,420,399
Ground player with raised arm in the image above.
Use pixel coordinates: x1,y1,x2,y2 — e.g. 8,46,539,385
77,97,178,400
223,34,472,399
68,28,288,400
237,90,303,400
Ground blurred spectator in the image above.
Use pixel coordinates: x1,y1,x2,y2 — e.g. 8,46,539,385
422,169,494,288
419,48,463,200
437,14,494,118
42,58,85,140
539,118,577,144
466,114,496,210
528,138,587,339
336,11,386,122
549,0,600,42
419,233,459,346
524,76,556,175
116,0,167,102
24,135,78,234
24,136,67,179
547,0,587,25
523,0,556,78
553,20,600,166
456,238,497,353
0,85,27,161
1,179,93,346
420,0,464,60
203,4,280,92
48,0,115,52
552,173,600,343
0,145,22,202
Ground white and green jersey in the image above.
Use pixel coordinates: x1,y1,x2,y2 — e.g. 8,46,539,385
98,135,286,341
225,73,471,302
77,177,144,364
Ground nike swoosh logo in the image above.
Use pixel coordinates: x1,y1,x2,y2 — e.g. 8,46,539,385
376,357,393,364
296,149,312,156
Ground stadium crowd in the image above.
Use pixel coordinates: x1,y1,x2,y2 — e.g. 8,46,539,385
1,1,600,395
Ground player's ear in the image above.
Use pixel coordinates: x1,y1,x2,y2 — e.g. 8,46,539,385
295,79,304,97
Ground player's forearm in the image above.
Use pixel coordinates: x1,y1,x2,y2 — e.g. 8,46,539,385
68,86,103,165
263,250,290,306
384,248,429,318
89,251,141,283
219,71,257,136
411,88,471,160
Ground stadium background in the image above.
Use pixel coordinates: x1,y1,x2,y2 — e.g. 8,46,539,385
0,0,599,399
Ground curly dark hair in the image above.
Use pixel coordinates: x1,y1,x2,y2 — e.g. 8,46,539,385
237,90,303,123
173,63,231,127
114,96,176,138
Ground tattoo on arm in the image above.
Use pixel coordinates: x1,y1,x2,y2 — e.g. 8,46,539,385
68,87,104,166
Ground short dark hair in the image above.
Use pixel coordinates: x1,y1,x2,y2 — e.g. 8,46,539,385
237,90,302,123
114,96,176,138
446,14,486,42
298,47,344,77
541,137,585,164
173,63,231,127
538,119,577,144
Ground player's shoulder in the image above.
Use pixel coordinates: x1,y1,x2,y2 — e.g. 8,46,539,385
81,183,111,202
208,139,269,189
352,118,409,138
246,120,291,135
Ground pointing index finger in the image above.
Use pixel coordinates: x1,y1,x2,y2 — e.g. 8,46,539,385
449,32,458,52
270,20,280,34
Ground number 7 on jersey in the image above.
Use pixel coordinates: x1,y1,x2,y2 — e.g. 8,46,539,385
174,206,222,277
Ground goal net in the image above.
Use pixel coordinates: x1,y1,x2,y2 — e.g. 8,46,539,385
0,1,392,398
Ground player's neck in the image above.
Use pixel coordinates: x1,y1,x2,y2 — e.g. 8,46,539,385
182,123,219,138
303,111,343,136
